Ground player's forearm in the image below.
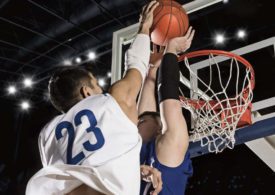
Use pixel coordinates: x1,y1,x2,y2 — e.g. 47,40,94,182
138,67,158,115
110,33,150,105
147,65,158,80
158,53,179,103
158,53,189,139
138,25,150,35
124,33,150,81
110,1,157,107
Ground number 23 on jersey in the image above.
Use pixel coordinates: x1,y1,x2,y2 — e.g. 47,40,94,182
55,109,105,165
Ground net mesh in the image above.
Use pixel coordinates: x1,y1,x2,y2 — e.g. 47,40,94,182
179,52,254,153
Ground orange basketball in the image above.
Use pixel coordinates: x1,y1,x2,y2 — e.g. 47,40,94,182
151,0,189,46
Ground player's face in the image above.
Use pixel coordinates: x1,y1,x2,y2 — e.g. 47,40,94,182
138,115,162,142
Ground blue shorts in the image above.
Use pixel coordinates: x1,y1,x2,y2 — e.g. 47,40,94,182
140,139,193,195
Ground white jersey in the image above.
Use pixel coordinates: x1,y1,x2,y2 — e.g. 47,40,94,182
27,94,142,195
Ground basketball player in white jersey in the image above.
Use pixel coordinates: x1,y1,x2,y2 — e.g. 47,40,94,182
138,27,195,194
26,1,162,195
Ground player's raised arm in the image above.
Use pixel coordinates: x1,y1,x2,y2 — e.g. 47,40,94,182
156,27,195,167
138,44,164,115
109,1,159,124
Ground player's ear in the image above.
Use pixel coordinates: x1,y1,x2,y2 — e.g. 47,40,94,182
80,85,93,98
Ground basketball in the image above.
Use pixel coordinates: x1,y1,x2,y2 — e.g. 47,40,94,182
150,0,189,46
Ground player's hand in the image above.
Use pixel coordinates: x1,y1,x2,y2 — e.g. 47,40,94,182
140,165,163,195
166,27,195,55
138,1,159,35
149,44,165,69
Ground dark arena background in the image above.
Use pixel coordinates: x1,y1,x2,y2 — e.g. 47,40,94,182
0,0,275,194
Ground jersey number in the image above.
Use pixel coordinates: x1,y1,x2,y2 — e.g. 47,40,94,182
55,109,105,165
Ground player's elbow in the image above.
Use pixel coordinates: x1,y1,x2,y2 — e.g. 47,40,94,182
109,82,136,107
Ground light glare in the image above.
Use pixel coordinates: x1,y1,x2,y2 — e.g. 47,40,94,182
23,78,33,87
98,78,106,87
7,85,17,94
75,57,82,63
88,52,96,60
63,59,72,66
107,71,111,78
21,101,30,110
215,34,225,44
237,30,246,39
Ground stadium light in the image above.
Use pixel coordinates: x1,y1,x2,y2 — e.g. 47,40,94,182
75,57,82,63
7,85,17,95
98,78,106,87
63,59,72,66
23,78,33,88
215,34,225,44
237,29,246,39
88,52,96,60
21,101,30,110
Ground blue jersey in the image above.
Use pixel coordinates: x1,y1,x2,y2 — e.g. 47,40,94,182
140,139,193,195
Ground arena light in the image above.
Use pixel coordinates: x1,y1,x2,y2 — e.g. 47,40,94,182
23,78,33,88
7,85,17,95
215,34,225,44
21,101,30,110
63,59,72,66
98,78,106,87
87,51,96,60
237,29,246,39
107,71,111,78
75,57,82,63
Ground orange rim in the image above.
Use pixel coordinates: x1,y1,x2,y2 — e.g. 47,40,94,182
178,50,255,90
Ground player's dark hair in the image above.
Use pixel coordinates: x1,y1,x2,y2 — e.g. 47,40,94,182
138,111,163,130
138,111,160,119
48,66,94,113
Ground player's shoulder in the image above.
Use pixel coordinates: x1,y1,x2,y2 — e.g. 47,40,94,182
79,93,113,106
80,93,124,111
39,114,64,141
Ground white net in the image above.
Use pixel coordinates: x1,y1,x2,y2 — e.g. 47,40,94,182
179,52,254,153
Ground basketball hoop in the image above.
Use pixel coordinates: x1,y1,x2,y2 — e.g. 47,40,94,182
178,50,255,153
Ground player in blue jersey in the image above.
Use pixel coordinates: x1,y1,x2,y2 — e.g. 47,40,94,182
138,27,195,195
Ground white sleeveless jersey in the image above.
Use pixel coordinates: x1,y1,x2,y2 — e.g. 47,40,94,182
27,94,142,195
